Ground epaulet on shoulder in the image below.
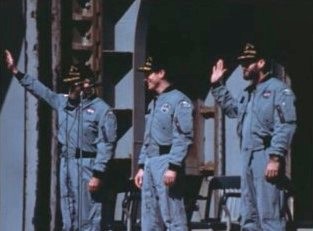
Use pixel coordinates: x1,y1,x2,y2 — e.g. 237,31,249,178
270,77,287,88
95,97,110,108
269,77,293,94
63,94,69,98
173,89,187,98
172,90,187,103
282,88,293,96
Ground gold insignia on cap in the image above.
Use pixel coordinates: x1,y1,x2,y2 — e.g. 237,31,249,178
237,42,258,61
63,65,81,83
138,56,153,72
245,43,255,51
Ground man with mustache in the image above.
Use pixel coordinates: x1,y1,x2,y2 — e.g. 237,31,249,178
210,43,297,231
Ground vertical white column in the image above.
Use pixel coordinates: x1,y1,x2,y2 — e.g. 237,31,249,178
114,0,141,159
50,0,61,229
0,49,26,231
24,0,39,230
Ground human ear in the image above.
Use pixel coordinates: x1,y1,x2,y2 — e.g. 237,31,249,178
257,59,266,69
158,69,166,78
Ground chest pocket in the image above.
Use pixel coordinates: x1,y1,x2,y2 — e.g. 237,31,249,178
154,103,174,135
254,91,274,128
83,108,98,135
58,110,68,129
58,109,77,130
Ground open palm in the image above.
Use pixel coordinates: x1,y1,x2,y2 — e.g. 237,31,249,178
4,50,18,75
211,59,227,83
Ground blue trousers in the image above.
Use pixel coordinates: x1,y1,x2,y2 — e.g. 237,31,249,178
240,149,286,231
141,155,188,231
60,157,102,231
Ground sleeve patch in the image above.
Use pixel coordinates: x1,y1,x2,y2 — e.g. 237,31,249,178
175,100,193,134
282,89,292,96
276,88,296,123
103,110,117,142
180,100,192,108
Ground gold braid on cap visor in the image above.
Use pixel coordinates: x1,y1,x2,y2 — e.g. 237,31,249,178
63,65,81,82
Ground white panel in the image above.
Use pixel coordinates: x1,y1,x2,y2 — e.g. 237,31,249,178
204,93,215,162
204,67,248,175
225,66,248,175
114,1,141,160
115,128,133,159
24,0,39,229
115,0,141,51
0,51,25,231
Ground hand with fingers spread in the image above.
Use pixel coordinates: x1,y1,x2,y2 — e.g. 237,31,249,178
4,49,18,75
211,59,227,83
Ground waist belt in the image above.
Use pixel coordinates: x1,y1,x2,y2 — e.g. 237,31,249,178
159,145,172,155
75,148,96,158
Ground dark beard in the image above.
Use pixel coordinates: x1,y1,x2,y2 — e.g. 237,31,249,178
243,67,259,81
82,87,96,99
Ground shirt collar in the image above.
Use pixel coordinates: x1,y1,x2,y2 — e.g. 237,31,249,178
160,85,175,94
244,75,273,93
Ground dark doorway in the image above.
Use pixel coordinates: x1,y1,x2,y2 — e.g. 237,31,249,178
144,0,313,225
0,0,25,111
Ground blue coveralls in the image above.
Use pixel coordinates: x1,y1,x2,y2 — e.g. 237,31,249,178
16,73,117,231
212,77,297,231
138,86,194,231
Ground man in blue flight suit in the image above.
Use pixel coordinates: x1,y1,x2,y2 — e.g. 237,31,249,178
4,50,117,231
209,43,297,231
134,56,194,231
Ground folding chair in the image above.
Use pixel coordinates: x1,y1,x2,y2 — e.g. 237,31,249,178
188,175,241,231
283,176,296,231
111,179,141,231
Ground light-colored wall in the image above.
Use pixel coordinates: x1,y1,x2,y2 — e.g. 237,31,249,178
224,67,248,175
114,0,141,159
0,1,39,230
204,66,248,175
111,0,142,220
0,68,25,231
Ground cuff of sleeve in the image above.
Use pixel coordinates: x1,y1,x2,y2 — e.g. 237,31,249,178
92,170,106,178
16,71,25,80
267,148,286,157
168,163,181,172
269,154,284,160
138,164,145,170
211,81,223,89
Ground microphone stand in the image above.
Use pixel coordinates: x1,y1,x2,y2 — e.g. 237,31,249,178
64,100,71,229
77,90,84,231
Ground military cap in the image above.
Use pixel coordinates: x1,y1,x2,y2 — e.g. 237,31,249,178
63,63,96,85
137,56,166,73
237,42,260,62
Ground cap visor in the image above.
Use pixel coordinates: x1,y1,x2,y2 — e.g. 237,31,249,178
137,66,152,72
238,54,257,59
63,76,81,83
